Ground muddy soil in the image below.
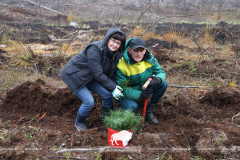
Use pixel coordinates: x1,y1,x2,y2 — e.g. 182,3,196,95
1,25,240,159
1,1,240,159
1,59,240,159
146,38,183,50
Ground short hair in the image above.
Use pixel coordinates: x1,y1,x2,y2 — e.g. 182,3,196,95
110,32,126,52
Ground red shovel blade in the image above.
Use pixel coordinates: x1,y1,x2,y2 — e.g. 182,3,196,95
142,98,148,124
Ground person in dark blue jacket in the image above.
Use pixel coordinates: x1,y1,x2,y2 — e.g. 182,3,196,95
60,27,126,131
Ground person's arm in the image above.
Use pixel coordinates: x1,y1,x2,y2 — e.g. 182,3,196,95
152,58,166,85
114,67,142,101
86,46,116,92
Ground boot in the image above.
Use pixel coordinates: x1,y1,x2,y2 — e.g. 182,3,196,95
75,112,87,131
102,106,113,119
145,103,159,124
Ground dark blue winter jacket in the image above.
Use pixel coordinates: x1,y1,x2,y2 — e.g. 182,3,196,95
60,27,125,93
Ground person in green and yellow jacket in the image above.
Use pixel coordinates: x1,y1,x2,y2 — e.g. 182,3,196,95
114,37,168,124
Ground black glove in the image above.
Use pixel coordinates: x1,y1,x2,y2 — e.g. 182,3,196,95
140,88,153,99
148,76,161,88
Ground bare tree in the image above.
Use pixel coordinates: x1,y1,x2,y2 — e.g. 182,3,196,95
217,0,225,20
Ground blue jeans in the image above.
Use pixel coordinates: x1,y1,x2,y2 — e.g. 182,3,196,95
74,80,113,116
119,81,168,112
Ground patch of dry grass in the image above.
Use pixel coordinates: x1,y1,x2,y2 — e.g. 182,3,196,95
128,26,161,40
0,40,66,91
199,26,215,46
2,40,35,67
127,26,144,39
62,43,74,54
162,30,181,42
163,30,197,50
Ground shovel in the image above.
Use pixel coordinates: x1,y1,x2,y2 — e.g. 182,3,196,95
141,76,154,124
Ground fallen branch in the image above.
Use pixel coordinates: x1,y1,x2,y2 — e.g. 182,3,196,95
168,85,200,88
48,35,70,42
47,156,86,160
16,116,25,125
56,146,240,155
56,147,105,153
35,114,40,118
23,0,65,15
0,89,6,91
56,146,141,154
61,30,79,39
232,112,240,123
37,112,48,122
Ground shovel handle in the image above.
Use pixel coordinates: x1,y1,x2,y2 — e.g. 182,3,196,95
142,75,155,90
142,79,151,90
142,75,155,124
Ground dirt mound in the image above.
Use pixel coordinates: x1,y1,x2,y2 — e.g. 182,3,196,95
196,58,240,84
152,49,176,63
85,21,99,30
155,22,208,35
210,28,233,42
0,78,109,128
200,87,240,106
1,78,240,159
9,7,37,16
1,79,80,116
146,38,181,49
0,14,15,21
216,21,229,28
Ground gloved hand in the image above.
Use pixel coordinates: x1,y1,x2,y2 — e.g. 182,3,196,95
112,85,124,100
148,76,161,88
140,88,153,99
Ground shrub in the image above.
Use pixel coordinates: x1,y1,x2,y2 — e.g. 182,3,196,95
103,109,142,132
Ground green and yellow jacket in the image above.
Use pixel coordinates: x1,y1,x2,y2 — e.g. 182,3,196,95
114,38,166,101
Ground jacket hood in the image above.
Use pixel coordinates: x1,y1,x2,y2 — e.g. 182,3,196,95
123,38,153,65
102,27,126,52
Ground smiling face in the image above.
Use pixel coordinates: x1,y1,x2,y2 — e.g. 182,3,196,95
108,38,121,52
128,47,146,62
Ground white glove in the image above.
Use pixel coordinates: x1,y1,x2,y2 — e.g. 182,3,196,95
112,85,124,100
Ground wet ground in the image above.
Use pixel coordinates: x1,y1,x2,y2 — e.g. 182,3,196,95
1,0,240,159
1,55,240,159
